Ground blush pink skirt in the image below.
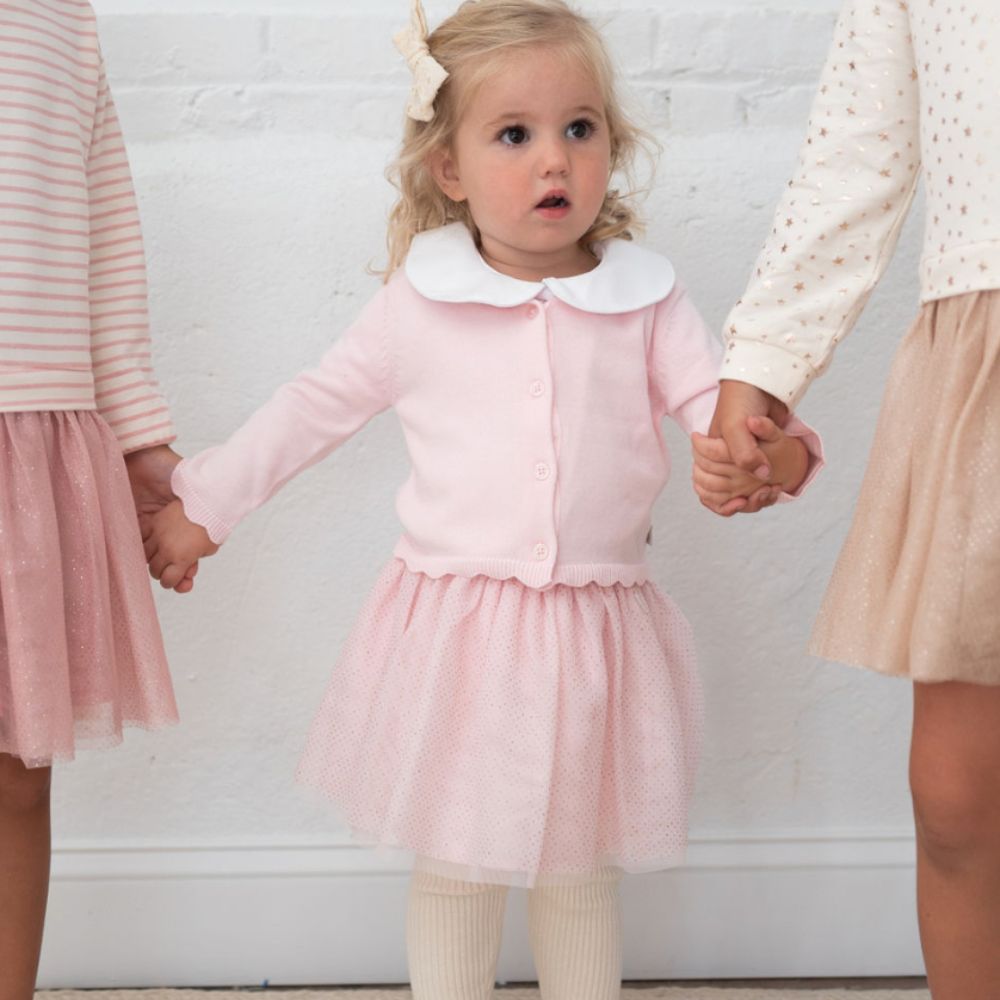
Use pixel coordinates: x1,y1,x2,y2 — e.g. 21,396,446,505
297,559,703,886
0,411,178,767
810,290,1000,683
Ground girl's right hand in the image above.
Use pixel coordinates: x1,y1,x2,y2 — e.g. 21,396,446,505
142,500,219,590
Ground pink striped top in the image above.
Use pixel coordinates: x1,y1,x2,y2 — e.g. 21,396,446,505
0,0,173,451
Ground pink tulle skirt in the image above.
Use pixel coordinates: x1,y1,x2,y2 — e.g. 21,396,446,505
0,411,177,768
297,560,703,886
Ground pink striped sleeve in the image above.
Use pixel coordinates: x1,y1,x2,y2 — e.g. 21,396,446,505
87,56,174,452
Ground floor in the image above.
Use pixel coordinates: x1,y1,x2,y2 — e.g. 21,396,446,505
36,980,932,999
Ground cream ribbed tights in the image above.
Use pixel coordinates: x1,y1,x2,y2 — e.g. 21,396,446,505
406,865,622,1000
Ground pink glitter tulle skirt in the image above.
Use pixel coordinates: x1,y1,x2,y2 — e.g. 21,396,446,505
297,560,703,886
0,411,177,768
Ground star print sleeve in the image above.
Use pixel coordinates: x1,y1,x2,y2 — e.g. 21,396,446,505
650,285,825,497
171,287,394,544
722,0,920,409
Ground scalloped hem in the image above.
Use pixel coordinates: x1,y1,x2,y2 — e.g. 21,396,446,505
393,543,651,589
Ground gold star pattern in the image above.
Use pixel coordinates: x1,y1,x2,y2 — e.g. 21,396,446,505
720,0,998,401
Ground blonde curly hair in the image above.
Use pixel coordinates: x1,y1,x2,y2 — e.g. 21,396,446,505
382,0,655,277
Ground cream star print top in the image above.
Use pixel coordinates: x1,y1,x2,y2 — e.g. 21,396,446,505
722,0,999,408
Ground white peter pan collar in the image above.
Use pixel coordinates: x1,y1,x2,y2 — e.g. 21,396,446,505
405,222,676,315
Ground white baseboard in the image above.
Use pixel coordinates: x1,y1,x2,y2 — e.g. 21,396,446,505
38,830,924,988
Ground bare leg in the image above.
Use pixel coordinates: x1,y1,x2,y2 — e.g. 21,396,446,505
0,753,52,1000
910,681,1000,1000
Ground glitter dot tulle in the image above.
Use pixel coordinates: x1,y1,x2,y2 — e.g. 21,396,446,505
0,411,177,767
810,291,1000,683
296,560,704,886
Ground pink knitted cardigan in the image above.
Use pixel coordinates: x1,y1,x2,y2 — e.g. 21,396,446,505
174,224,822,588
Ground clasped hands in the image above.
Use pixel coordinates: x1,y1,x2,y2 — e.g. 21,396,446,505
692,380,805,517
125,444,216,592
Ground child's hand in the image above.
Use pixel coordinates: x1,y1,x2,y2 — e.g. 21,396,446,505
692,415,808,517
691,433,780,516
126,444,198,593
143,500,219,590
748,414,809,497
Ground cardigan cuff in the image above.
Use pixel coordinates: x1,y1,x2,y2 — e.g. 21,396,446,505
171,460,234,545
777,413,824,501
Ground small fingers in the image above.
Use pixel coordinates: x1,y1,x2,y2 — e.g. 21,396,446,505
719,496,750,516
148,551,169,581
173,561,199,595
694,482,745,515
692,451,747,478
692,467,737,494
160,562,189,590
691,432,733,464
740,487,781,514
746,414,782,443
721,422,769,475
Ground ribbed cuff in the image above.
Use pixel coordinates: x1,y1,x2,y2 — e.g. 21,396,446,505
171,460,233,545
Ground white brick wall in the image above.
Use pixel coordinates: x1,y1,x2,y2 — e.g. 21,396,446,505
44,0,926,985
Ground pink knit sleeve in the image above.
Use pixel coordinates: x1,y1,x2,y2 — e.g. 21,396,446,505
649,285,823,499
172,288,393,543
647,285,724,437
88,58,175,452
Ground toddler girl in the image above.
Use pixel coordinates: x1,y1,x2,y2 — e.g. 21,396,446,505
147,2,820,996
0,3,192,996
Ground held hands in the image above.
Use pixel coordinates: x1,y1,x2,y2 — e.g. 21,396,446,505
710,380,790,475
125,444,200,593
692,414,809,517
694,381,799,517
142,499,219,590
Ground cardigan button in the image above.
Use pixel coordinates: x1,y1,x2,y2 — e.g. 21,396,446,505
528,380,545,397
533,543,549,561
534,462,550,481
526,303,541,320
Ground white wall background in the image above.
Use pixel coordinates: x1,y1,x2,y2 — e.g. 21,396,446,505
41,0,925,987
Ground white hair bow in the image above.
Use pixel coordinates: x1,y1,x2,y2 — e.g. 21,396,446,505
394,0,449,122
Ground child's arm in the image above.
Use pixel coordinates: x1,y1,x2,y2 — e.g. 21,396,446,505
87,56,176,454
84,56,197,589
143,500,218,590
720,0,919,412
169,286,394,547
